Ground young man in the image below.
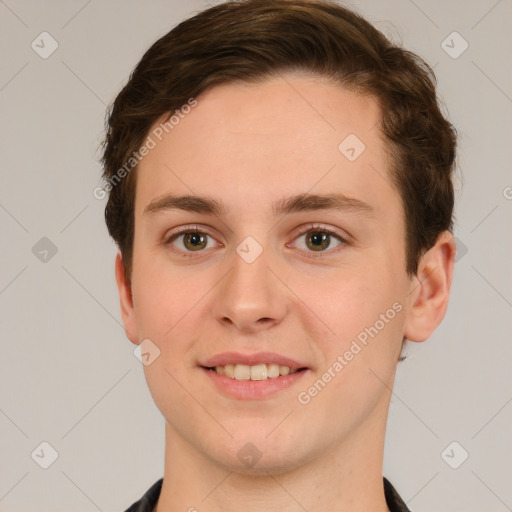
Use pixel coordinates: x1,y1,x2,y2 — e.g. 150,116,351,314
100,1,457,510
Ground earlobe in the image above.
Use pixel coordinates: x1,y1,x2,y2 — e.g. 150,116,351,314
403,231,456,343
114,252,139,344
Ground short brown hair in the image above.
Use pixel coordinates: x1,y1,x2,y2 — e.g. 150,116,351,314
101,0,456,283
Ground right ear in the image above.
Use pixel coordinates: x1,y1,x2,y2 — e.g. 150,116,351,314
115,252,139,344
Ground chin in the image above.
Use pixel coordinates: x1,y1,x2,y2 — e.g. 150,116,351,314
201,433,311,476
213,450,305,477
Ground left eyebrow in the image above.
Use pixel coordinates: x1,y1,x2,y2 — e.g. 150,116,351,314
272,192,375,217
143,192,375,218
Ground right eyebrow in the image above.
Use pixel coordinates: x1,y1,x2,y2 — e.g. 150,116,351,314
143,194,226,217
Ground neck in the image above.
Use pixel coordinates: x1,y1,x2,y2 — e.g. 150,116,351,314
155,403,391,512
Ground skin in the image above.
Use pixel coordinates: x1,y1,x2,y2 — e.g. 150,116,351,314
115,73,455,512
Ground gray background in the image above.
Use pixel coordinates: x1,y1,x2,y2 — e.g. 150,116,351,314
1,0,511,511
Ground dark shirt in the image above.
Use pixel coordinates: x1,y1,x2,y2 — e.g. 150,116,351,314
123,477,411,511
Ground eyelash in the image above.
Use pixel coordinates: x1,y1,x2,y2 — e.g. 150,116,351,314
164,224,349,259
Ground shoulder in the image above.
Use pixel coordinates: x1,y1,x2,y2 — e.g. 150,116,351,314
384,477,412,512
123,478,163,512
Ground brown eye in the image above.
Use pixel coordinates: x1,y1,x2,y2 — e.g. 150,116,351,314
305,231,332,251
166,228,216,256
182,232,208,251
293,226,347,256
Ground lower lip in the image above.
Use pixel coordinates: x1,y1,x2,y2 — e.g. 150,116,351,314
201,367,308,400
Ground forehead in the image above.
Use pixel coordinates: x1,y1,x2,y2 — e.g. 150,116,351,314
134,74,399,222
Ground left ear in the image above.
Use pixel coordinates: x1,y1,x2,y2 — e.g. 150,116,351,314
403,230,456,343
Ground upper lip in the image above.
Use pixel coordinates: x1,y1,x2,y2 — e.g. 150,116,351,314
201,352,307,370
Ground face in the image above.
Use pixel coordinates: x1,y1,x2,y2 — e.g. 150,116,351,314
117,73,439,474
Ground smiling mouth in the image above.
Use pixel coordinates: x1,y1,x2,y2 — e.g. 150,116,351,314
203,363,307,381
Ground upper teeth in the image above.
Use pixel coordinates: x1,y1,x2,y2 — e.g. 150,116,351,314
214,364,298,380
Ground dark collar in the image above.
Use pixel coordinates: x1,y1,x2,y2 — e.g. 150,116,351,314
124,476,411,511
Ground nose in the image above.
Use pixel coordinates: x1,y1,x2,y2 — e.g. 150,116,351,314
211,243,288,334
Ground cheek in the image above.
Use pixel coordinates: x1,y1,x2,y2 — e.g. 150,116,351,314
299,302,405,429
131,242,198,336
133,282,196,342
304,264,405,377
130,260,214,378
296,267,393,336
